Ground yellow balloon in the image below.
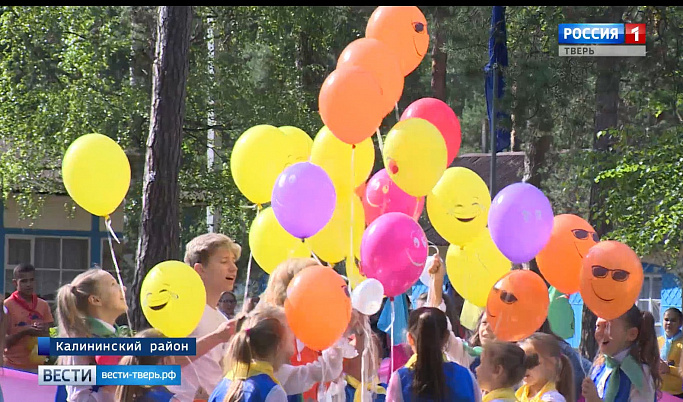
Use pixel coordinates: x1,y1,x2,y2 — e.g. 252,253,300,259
231,125,293,205
306,194,365,264
141,260,206,337
279,126,313,163
383,118,447,197
427,167,491,246
62,133,131,217
310,126,375,197
446,229,511,307
346,256,366,290
250,207,311,274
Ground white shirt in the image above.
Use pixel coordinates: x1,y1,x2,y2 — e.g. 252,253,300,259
168,304,229,401
275,338,345,395
63,356,116,402
593,349,655,402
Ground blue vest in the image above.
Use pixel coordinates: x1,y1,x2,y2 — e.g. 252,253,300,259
344,382,387,402
209,373,278,402
287,394,304,402
397,362,475,402
590,363,632,402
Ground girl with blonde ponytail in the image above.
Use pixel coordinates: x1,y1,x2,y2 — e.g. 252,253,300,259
55,268,129,402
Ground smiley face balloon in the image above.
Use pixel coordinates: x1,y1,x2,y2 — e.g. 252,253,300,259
141,260,206,337
536,214,598,295
579,241,643,320
486,270,549,342
427,167,491,247
366,6,429,76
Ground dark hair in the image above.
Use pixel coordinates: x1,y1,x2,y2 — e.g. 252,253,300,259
115,329,167,402
408,307,450,399
224,311,285,402
220,291,237,302
622,306,661,393
13,263,35,278
664,307,683,323
469,311,488,347
522,333,575,402
484,341,539,388
416,293,467,339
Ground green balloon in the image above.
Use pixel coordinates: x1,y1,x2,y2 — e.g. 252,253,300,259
548,286,575,339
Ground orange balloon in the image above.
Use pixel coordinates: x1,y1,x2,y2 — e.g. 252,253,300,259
338,38,404,117
319,66,384,145
366,6,429,76
284,265,352,351
486,270,549,342
579,241,643,321
536,214,598,295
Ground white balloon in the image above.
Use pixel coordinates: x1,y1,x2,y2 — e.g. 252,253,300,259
351,278,385,316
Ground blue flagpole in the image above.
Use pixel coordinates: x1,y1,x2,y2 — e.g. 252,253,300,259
490,62,497,197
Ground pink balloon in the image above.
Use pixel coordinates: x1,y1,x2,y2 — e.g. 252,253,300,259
360,212,428,297
400,98,462,166
364,169,424,225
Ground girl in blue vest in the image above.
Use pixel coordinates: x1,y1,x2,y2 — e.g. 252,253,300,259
581,305,659,402
210,305,294,402
114,329,178,402
340,309,387,402
386,307,481,401
55,268,130,402
476,341,539,402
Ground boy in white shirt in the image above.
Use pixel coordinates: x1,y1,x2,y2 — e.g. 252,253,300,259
168,233,242,401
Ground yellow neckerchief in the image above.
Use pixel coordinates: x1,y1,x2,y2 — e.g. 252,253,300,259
482,388,517,402
404,353,448,369
345,374,387,402
515,382,557,402
225,360,281,387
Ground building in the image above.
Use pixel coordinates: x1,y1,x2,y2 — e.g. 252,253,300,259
1,194,124,305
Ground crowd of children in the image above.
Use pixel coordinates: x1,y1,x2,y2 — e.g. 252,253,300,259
3,231,683,402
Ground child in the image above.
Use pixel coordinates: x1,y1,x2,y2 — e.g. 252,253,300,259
258,257,345,402
341,310,386,402
581,305,660,402
476,341,539,402
169,233,243,401
209,305,294,402
386,307,481,402
3,263,54,372
115,329,179,402
658,307,683,397
55,268,130,402
517,333,575,402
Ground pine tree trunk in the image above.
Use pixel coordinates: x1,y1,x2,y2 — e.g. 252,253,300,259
580,6,625,361
431,7,447,101
131,6,193,331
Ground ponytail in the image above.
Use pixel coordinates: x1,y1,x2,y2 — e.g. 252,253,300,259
56,269,109,339
408,307,449,399
224,307,286,402
557,354,575,402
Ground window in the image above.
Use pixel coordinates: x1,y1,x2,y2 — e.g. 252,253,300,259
637,274,662,334
4,236,90,303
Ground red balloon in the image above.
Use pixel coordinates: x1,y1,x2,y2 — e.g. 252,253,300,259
400,98,462,166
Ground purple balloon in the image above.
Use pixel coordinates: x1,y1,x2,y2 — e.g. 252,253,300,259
488,182,554,264
272,162,336,239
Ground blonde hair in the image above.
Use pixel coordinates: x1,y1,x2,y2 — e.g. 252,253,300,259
115,329,166,402
259,258,318,307
346,309,380,386
223,305,288,402
184,233,242,267
56,268,112,338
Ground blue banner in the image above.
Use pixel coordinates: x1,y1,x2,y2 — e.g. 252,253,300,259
558,23,624,44
38,365,182,386
38,337,196,356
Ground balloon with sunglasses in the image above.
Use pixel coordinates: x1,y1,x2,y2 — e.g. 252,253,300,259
486,270,549,342
579,241,644,320
140,260,206,337
536,214,599,295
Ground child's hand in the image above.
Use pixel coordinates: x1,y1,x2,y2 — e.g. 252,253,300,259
659,359,671,374
428,254,445,280
214,319,237,343
581,377,599,402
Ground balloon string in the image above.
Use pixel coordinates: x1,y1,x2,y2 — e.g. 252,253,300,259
390,298,395,374
105,216,133,332
243,204,262,304
310,250,322,265
375,128,384,160
394,102,401,122
350,145,356,284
